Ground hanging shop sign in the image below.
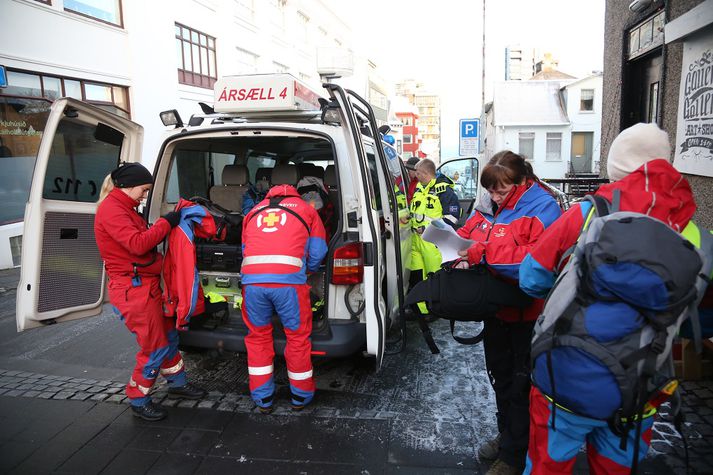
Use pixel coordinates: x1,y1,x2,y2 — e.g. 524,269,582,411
673,30,713,177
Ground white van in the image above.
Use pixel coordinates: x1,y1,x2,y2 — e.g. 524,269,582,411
15,74,415,369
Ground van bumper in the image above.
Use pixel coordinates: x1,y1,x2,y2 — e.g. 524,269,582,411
178,320,366,358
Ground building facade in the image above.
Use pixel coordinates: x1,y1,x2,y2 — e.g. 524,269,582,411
505,45,536,81
0,0,378,269
603,0,713,228
562,73,604,174
395,79,441,162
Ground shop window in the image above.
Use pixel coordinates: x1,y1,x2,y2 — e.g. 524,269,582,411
64,0,123,27
175,23,217,89
0,97,52,225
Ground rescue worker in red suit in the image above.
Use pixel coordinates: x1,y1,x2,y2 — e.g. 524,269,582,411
519,123,699,474
240,167,328,413
453,151,562,475
95,163,206,421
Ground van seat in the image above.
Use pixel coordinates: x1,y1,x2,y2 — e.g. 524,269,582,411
298,162,323,180
209,164,249,212
324,165,336,189
271,164,299,185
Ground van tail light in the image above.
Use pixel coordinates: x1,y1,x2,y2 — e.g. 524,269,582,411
331,242,364,285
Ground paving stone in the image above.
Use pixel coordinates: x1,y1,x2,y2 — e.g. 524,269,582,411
5,390,23,397
177,400,198,409
105,386,123,394
197,400,217,410
52,391,76,400
90,393,111,402
99,449,161,475
167,428,220,456
86,386,105,393
21,390,40,398
16,372,34,378
2,383,19,389
55,375,71,381
4,371,21,376
70,392,94,401
106,394,126,404
0,388,9,396
162,398,179,407
47,380,65,387
32,384,48,391
16,384,34,390
69,378,87,383
217,402,236,412
146,453,203,475
37,391,58,399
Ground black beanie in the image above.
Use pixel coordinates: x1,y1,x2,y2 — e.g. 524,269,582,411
110,163,153,188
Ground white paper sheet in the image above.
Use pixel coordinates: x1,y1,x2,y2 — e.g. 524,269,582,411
421,219,474,263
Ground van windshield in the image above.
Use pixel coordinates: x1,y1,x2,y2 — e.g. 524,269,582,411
164,134,334,205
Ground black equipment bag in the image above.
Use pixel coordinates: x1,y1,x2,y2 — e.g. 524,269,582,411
405,264,533,353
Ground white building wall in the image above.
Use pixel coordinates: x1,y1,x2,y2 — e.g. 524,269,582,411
564,75,603,173
0,0,364,269
499,125,571,179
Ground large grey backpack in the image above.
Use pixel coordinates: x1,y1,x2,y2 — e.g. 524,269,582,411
531,191,712,431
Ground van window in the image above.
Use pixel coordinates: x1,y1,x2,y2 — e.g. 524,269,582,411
363,144,383,211
42,119,121,203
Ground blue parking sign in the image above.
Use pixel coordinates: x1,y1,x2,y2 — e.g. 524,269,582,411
459,119,479,156
0,66,7,88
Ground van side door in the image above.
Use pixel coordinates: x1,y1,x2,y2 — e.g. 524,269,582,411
16,98,143,331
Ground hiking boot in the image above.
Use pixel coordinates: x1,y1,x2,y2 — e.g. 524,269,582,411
257,404,274,415
485,459,522,475
131,401,167,421
167,383,207,400
478,433,502,460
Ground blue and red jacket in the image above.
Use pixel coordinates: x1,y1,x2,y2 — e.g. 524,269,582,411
457,180,562,322
520,159,697,299
162,199,223,329
241,185,328,285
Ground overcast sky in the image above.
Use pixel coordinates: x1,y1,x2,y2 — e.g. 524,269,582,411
329,0,605,158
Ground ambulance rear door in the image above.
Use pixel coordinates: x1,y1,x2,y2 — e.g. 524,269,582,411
16,98,143,331
325,84,389,368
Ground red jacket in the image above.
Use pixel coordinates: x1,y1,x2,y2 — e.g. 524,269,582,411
162,199,222,329
456,180,562,322
241,185,328,285
95,188,171,280
520,159,696,298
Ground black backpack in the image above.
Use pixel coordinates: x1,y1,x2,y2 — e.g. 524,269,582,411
405,264,533,353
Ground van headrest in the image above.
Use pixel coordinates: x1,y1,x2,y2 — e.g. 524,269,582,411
271,164,299,185
221,165,248,185
324,164,336,187
255,167,272,183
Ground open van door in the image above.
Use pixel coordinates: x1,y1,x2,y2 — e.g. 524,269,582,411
324,84,388,368
438,157,480,226
16,98,143,331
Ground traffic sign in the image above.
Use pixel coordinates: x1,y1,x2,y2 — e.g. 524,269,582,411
0,66,7,88
459,118,479,156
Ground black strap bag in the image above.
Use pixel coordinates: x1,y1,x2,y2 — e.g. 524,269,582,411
405,264,533,353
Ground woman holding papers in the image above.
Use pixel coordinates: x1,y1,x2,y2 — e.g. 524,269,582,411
454,151,561,475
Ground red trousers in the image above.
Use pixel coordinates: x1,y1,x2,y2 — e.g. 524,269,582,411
241,283,315,408
525,387,654,475
108,276,186,405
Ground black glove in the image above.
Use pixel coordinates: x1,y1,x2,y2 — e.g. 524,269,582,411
162,211,181,228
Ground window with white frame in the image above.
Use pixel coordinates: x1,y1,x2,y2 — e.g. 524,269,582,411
235,48,259,74
580,89,594,112
546,132,562,161
403,134,413,144
64,0,122,27
518,132,535,160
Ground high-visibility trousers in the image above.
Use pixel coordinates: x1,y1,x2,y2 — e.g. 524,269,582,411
409,233,443,313
241,283,315,408
108,276,186,406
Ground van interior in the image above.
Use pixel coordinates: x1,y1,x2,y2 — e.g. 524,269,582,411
160,133,339,335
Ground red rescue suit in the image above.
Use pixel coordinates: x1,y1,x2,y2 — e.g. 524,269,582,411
162,199,223,329
240,185,328,409
94,188,185,406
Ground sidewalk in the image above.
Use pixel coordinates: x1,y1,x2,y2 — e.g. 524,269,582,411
1,266,713,474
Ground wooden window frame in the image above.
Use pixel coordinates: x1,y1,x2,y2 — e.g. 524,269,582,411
175,23,218,89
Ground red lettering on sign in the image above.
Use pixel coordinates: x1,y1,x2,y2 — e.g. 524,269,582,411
218,88,228,101
228,89,237,101
237,88,246,100
268,87,275,99
279,87,287,99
